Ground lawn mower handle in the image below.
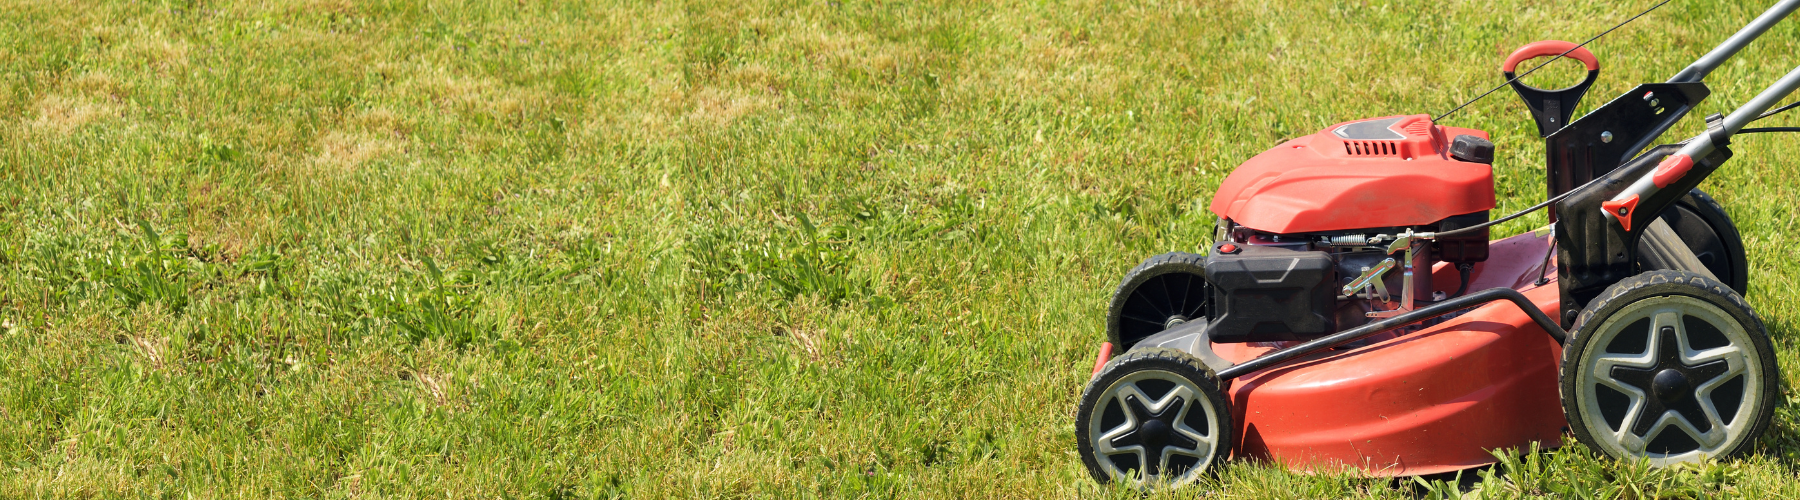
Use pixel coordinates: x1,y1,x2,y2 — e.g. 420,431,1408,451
1502,41,1598,73
1215,287,1565,381
1550,0,1800,320
1605,62,1800,228
1504,40,1602,137
1668,0,1800,84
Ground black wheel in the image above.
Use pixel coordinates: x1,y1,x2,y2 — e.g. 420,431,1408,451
1561,270,1778,464
1108,253,1210,351
1639,189,1747,294
1076,347,1232,486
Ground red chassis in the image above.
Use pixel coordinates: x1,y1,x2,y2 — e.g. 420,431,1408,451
1217,231,1563,476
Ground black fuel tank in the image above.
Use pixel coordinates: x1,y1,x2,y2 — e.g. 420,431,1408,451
1204,242,1337,343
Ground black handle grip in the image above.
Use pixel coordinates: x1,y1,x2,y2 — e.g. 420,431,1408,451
1508,67,1600,138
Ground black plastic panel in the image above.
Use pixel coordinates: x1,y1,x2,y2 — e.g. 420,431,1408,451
1204,244,1336,342
1433,211,1490,263
1543,82,1710,219
1554,144,1734,326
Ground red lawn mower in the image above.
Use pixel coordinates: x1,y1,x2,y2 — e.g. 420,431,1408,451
1076,0,1800,485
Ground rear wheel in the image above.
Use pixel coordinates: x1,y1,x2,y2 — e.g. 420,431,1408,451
1107,253,1210,351
1561,270,1777,464
1638,189,1747,294
1077,347,1232,486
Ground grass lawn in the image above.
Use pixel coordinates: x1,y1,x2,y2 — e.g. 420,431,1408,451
4,0,1800,497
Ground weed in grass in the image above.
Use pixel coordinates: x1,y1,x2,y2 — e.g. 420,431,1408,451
99,220,196,313
689,211,878,306
763,213,867,304
385,258,497,349
237,245,290,299
1407,471,1472,500
307,272,385,337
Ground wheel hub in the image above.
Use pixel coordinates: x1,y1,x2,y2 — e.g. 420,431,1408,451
1107,394,1201,477
1651,369,1690,402
1604,323,1733,436
1163,315,1189,329
1140,418,1172,444
1081,356,1229,486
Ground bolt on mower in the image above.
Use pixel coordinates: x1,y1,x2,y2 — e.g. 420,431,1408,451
1077,0,1800,486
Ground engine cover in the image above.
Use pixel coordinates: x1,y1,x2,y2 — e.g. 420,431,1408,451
1210,114,1496,234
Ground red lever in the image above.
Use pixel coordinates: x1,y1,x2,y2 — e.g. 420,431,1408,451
1602,195,1640,232
1652,154,1694,188
1502,40,1600,73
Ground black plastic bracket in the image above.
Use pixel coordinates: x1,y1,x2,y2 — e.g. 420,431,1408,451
1508,67,1599,137
1553,144,1734,326
1542,82,1711,219
1706,113,1731,148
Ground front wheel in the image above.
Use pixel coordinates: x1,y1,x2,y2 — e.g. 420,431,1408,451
1561,270,1778,464
1107,253,1210,351
1076,347,1232,486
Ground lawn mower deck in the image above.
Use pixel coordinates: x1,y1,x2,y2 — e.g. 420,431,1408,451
1217,231,1563,476
1076,0,1800,486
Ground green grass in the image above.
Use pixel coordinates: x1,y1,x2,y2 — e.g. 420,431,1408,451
4,0,1800,497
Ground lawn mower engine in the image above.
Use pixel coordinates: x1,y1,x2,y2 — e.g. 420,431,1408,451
1204,211,1490,345
1114,114,1500,348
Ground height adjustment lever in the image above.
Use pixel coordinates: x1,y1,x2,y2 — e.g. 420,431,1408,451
1503,40,1601,137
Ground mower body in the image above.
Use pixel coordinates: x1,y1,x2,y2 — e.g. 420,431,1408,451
1216,233,1565,475
1201,116,1564,475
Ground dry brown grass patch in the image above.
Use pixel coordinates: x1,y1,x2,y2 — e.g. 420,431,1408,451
69,72,127,100
354,107,411,139
130,334,168,371
30,95,122,133
313,130,400,171
686,87,774,127
406,74,553,127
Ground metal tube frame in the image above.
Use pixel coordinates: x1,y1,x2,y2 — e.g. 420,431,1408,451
1216,287,1567,381
1668,0,1800,84
1674,0,1800,140
1613,1,1800,212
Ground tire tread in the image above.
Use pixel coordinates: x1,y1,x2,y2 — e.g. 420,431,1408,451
1076,346,1233,485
